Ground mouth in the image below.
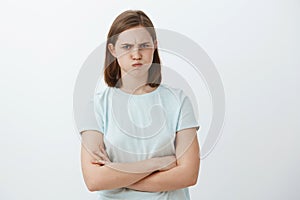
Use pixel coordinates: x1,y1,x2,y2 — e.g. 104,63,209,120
132,63,143,67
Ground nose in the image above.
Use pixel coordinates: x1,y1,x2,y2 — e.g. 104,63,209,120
131,48,142,60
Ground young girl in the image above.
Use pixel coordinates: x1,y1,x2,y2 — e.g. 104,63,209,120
80,10,200,200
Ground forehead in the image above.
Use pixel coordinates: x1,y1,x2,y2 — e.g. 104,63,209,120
116,27,153,43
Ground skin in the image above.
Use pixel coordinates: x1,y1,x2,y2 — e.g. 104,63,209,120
125,128,200,192
108,25,158,94
81,130,177,191
81,26,200,192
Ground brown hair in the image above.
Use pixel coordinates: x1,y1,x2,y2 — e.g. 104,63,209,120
104,10,162,88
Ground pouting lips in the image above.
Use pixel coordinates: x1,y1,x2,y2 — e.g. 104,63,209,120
132,63,143,67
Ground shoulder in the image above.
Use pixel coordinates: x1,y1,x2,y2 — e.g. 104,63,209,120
95,85,115,96
159,84,187,101
94,86,113,104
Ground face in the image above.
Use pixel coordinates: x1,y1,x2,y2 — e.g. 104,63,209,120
108,26,157,78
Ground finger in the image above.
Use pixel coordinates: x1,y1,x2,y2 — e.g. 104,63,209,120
99,148,111,162
93,150,105,159
91,159,106,165
92,152,109,164
100,154,110,162
96,148,110,162
101,147,110,158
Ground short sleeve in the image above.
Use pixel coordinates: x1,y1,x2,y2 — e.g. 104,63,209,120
176,94,200,132
77,92,105,135
93,93,105,134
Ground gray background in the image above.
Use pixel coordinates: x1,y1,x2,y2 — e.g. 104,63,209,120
0,0,299,199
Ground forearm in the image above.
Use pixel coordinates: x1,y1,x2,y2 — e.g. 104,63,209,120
82,146,163,191
126,161,199,192
81,131,178,191
85,161,155,191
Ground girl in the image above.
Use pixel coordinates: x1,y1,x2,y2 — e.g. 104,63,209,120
80,10,200,200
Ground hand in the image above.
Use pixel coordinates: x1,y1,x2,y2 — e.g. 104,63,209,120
91,146,111,166
154,155,177,171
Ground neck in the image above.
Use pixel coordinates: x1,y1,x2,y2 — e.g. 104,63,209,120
120,72,149,94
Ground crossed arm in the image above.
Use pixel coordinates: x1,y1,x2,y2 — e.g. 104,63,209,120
81,128,200,192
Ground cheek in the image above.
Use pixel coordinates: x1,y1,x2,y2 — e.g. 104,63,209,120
117,57,127,67
116,49,128,58
143,50,155,62
116,51,130,63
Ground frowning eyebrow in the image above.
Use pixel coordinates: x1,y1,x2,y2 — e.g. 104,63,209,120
120,42,151,45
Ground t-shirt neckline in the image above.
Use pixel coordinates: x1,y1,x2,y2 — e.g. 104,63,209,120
113,84,162,97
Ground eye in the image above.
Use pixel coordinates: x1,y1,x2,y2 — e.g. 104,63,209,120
140,44,150,49
122,44,132,50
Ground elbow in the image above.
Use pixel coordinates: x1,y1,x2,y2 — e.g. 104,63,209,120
86,182,98,192
189,175,199,186
86,180,99,192
86,181,105,192
176,169,199,188
187,161,200,186
87,184,97,192
184,174,198,187
189,166,200,186
82,166,107,191
84,177,105,192
184,167,199,187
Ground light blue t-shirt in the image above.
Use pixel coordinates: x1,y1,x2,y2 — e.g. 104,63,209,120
81,84,199,200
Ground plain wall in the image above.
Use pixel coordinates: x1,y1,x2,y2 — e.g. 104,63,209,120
0,0,299,199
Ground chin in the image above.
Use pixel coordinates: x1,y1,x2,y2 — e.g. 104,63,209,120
128,69,148,77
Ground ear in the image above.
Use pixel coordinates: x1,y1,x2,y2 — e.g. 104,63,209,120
153,40,158,50
108,43,117,57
